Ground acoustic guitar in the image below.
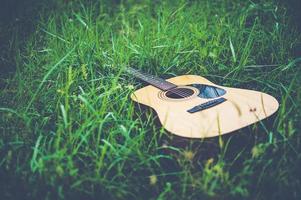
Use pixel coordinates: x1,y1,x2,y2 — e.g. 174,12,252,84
128,67,279,138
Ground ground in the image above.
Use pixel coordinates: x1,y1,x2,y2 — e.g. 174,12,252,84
0,0,301,199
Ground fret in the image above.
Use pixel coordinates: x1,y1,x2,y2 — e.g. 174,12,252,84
126,67,177,91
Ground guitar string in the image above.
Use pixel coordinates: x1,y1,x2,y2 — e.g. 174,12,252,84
132,70,194,98
141,76,194,98
129,68,194,98
132,71,192,97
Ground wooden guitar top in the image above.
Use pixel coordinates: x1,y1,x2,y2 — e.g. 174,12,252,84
131,75,279,138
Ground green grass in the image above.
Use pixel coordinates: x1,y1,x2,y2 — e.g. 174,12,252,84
1,0,301,199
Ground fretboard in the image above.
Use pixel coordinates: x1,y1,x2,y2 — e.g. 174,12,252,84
126,67,177,91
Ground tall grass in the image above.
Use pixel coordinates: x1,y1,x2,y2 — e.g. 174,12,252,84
1,0,301,199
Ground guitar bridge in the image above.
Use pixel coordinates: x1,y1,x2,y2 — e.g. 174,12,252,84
187,97,227,113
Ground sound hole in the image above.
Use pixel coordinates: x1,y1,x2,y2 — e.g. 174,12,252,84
165,88,195,99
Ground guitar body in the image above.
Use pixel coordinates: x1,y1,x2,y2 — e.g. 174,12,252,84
131,75,279,138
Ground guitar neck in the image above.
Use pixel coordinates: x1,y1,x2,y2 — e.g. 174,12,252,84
126,67,177,91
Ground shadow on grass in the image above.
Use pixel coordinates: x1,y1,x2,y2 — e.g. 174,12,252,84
134,101,278,166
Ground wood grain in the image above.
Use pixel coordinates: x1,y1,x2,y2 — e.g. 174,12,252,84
131,75,279,138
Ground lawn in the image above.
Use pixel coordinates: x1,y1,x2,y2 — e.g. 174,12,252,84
1,0,301,199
